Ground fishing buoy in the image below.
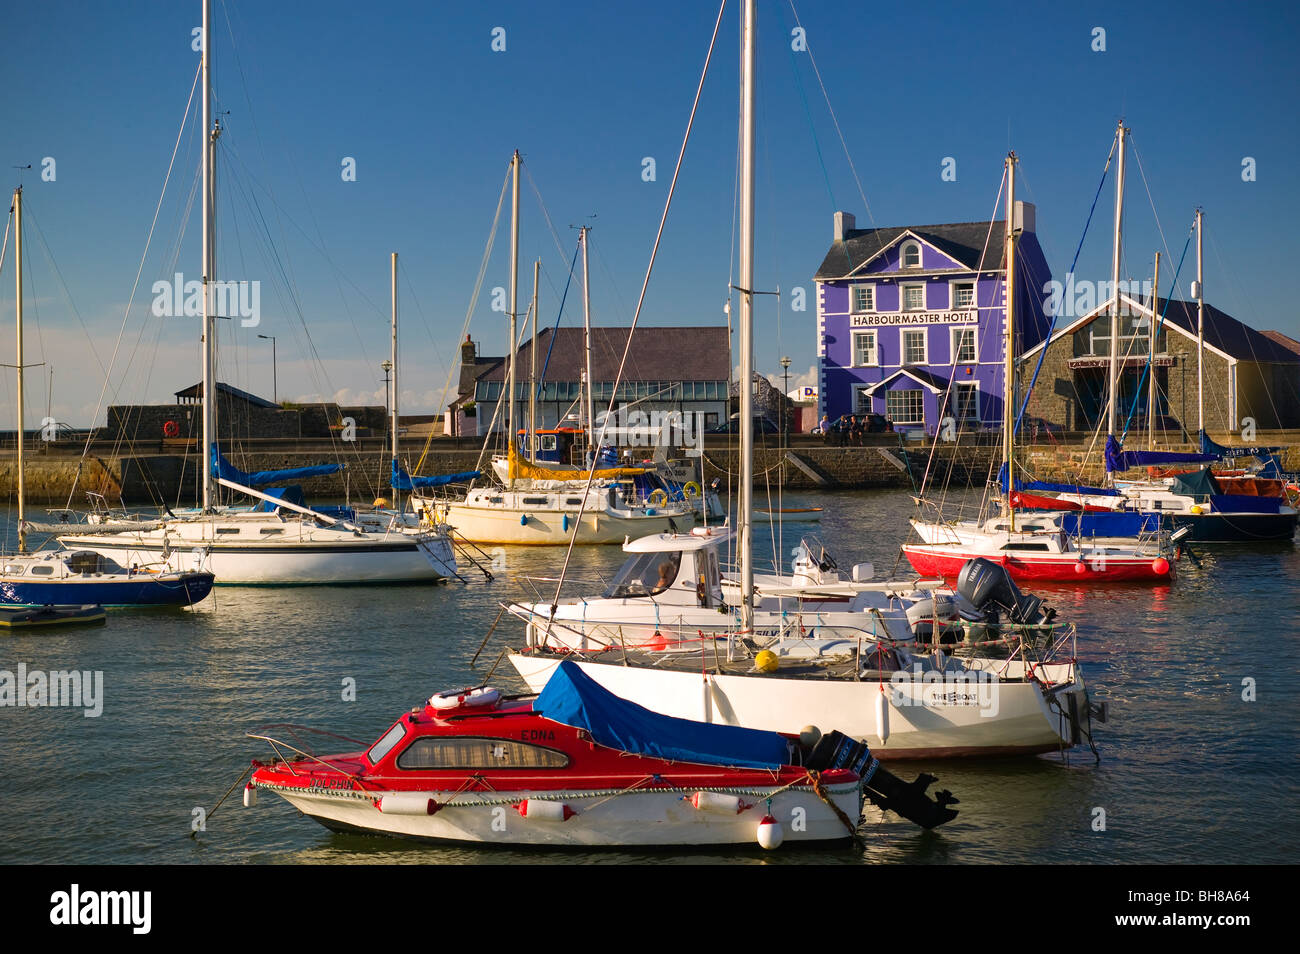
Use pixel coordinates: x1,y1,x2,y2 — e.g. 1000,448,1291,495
372,497,390,509
242,783,257,808
516,799,576,822
378,794,440,815
1073,561,1087,575
1190,505,1204,515
755,650,779,673
1152,557,1170,575
690,791,749,814
756,814,784,849
799,725,823,748
520,514,528,526
875,691,891,744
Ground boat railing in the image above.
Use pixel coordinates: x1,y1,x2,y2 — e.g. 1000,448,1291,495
245,723,372,785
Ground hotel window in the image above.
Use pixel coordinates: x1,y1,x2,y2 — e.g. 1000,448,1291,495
901,284,924,312
852,330,878,366
951,326,977,363
901,241,922,269
886,388,924,425
851,284,875,313
953,382,979,422
901,328,927,365
952,282,975,309
854,387,873,413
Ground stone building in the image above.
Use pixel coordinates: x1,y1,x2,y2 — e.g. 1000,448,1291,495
1020,295,1300,435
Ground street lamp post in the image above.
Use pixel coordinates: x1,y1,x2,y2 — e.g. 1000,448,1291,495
381,359,393,442
780,355,791,444
257,334,277,404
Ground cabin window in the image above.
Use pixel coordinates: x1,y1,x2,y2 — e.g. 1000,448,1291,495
3,565,24,575
396,737,570,770
602,550,683,598
29,566,55,575
565,498,583,506
1001,543,1050,551
66,552,103,574
367,722,409,764
522,497,548,506
259,527,285,535
216,527,240,535
487,496,504,504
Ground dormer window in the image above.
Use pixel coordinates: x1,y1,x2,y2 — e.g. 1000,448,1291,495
901,241,922,269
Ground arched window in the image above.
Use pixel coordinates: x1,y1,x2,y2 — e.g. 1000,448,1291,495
901,241,921,268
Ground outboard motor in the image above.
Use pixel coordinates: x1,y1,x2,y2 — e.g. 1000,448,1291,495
805,730,958,830
954,558,1054,625
904,593,963,643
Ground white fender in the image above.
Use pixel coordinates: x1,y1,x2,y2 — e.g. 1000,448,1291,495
517,799,575,822
756,814,784,849
378,793,438,815
242,783,257,808
875,691,891,745
690,791,748,815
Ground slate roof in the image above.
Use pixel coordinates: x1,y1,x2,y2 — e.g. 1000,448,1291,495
175,381,279,408
1151,299,1300,364
863,367,951,395
816,221,1008,281
1260,329,1300,358
478,326,729,383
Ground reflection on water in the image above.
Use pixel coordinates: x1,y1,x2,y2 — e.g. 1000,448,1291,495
1,491,1295,864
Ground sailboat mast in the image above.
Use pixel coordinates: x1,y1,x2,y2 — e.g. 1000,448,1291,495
390,251,399,511
1195,208,1204,436
13,187,24,552
1149,252,1160,450
507,150,520,488
530,258,539,462
1106,121,1128,442
738,0,756,631
580,226,594,460
201,0,217,511
1003,153,1017,531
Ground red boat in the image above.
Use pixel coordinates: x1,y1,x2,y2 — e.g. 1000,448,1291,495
245,661,957,848
902,542,1174,583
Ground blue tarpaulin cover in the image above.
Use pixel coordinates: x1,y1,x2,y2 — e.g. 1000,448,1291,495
535,660,792,770
211,446,340,487
1210,494,1282,515
1199,430,1281,460
1105,436,1217,473
997,463,1117,496
1061,511,1163,537
390,460,480,491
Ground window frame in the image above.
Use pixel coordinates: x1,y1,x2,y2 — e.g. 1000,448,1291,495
395,735,572,771
950,326,978,364
850,283,876,314
900,241,922,269
851,329,879,367
952,382,980,422
949,281,975,311
900,283,925,313
885,388,925,426
900,327,928,365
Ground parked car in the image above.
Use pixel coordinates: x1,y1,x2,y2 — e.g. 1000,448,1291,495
706,413,782,434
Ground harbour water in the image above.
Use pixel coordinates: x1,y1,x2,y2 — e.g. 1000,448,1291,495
0,489,1295,865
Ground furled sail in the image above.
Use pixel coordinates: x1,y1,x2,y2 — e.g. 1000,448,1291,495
1104,436,1217,473
390,460,481,491
210,446,340,487
506,444,647,482
1199,430,1282,460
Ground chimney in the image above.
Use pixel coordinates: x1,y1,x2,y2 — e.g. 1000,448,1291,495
834,211,856,242
461,334,476,367
1014,201,1036,234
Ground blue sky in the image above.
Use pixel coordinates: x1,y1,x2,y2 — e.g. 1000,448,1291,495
3,0,1297,428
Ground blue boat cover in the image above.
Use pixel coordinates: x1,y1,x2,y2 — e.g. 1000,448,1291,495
1199,430,1281,460
535,660,791,770
1210,494,1281,515
1062,510,1163,537
211,446,340,486
252,485,307,512
390,460,481,491
996,463,1116,496
1105,436,1217,473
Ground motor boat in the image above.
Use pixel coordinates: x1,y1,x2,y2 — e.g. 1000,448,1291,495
244,660,958,847
1,549,213,607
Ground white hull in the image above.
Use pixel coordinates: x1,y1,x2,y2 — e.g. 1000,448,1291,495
58,514,455,584
256,779,860,846
432,500,679,546
510,653,1085,759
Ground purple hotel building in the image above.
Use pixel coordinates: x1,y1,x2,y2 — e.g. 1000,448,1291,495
815,206,1053,435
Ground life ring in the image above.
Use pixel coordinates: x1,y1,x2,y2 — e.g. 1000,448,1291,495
162,420,180,438
649,489,669,507
683,481,702,499
428,686,501,711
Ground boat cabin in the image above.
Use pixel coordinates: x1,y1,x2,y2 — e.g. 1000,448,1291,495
601,527,730,609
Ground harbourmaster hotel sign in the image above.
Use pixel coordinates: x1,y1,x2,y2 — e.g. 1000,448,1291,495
849,309,979,327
